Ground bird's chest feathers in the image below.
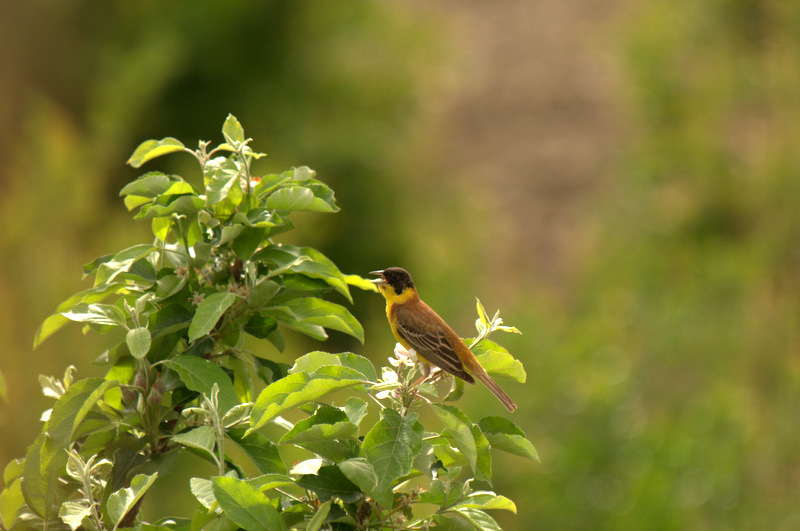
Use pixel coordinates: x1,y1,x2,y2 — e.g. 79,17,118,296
380,285,417,345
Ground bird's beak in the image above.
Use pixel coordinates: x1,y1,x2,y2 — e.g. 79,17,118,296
369,270,386,285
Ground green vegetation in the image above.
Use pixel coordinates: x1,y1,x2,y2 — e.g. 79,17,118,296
0,118,533,529
1,0,797,529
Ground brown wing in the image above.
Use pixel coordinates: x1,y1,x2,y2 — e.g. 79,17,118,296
394,303,475,383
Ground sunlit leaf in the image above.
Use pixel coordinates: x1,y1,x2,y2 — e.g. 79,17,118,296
452,507,502,531
431,405,478,480
107,472,158,528
212,476,286,531
135,195,204,220
452,491,517,513
0,474,24,528
249,373,362,433
94,244,157,286
59,500,92,531
127,137,186,168
62,303,128,328
471,424,492,483
478,416,539,461
190,477,217,511
279,405,358,461
205,158,241,206
188,292,237,342
253,245,352,302
471,339,526,383
222,114,246,145
282,298,363,343
290,351,376,381
266,185,338,213
126,327,151,360
361,409,423,507
173,426,216,459
345,274,378,292
46,378,117,447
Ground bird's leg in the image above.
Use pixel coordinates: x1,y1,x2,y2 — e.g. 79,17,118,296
412,362,441,387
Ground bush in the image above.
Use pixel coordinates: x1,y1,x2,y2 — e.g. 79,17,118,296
0,116,534,530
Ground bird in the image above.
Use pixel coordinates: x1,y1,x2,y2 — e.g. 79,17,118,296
370,267,517,412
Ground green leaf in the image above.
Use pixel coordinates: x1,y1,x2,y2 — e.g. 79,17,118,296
59,500,92,530
148,302,193,338
452,507,502,531
34,283,126,348
189,477,217,511
248,474,295,492
337,458,378,498
227,429,286,474
246,280,281,308
345,274,378,293
244,315,278,339
431,404,477,481
279,405,358,461
126,327,151,360
62,303,128,328
127,137,186,168
205,158,241,206
212,476,286,531
222,114,246,145
471,339,526,383
46,378,117,448
107,472,158,528
188,291,238,342
232,226,267,260
94,244,157,286
3,458,24,488
452,491,517,513
265,185,338,213
289,351,376,382
173,426,216,459
283,298,363,343
476,298,491,331
120,172,173,210
0,476,24,528
419,479,465,506
306,500,331,531
151,216,172,241
343,398,369,427
249,373,362,433
22,432,65,519
361,409,423,508
135,195,204,220
296,466,362,503
478,416,539,462
279,404,348,441
162,356,237,413
253,245,352,302
430,514,476,531
471,424,493,483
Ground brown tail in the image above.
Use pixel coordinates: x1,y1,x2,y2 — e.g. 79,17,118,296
474,368,517,412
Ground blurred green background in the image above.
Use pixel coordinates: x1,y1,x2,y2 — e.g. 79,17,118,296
1,0,798,529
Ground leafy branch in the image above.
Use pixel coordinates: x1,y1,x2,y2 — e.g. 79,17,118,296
0,116,535,531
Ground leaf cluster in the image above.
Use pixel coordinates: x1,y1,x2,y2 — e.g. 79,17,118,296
0,117,535,531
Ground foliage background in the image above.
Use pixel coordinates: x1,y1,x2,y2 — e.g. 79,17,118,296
0,0,797,529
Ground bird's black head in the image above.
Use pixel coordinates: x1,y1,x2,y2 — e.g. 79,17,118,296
370,267,415,296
